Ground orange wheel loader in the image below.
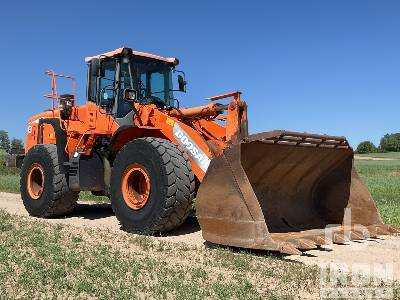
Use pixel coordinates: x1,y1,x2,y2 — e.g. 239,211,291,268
20,47,398,255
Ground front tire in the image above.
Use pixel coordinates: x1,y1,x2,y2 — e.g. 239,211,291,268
110,137,195,233
20,144,78,217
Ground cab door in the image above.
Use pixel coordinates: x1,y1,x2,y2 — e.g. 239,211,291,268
99,60,117,110
86,58,133,126
87,59,117,112
113,59,135,126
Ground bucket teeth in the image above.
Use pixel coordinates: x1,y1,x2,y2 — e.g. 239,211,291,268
356,227,376,239
291,238,317,250
366,226,379,238
333,233,347,244
387,225,400,234
375,227,391,235
307,235,327,245
349,230,364,240
367,224,400,235
279,242,302,255
350,225,375,238
376,224,400,235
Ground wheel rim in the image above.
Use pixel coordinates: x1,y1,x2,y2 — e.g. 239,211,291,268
27,163,45,200
121,163,151,210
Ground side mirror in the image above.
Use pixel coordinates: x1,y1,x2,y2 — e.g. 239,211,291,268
178,74,186,92
90,58,104,77
123,88,138,103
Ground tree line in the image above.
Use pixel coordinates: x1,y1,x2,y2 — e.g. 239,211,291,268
356,133,400,153
0,130,24,153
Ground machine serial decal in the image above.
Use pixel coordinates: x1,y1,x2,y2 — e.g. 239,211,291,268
173,123,211,173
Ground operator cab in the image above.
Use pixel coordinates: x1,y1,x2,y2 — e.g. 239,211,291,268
85,47,185,125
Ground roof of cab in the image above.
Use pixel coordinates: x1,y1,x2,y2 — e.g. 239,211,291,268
84,47,179,65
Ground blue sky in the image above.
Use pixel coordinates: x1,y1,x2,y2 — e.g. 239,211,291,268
0,1,399,148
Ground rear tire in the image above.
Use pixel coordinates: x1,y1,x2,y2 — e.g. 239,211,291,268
110,137,195,233
20,144,78,217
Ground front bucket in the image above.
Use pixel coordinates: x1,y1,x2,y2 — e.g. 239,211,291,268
196,131,398,255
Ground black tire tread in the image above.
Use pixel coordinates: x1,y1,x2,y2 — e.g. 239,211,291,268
20,144,78,217
113,137,195,233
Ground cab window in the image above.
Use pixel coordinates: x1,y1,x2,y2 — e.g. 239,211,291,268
117,61,135,117
99,60,116,107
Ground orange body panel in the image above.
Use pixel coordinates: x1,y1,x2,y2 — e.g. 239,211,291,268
25,68,245,183
26,102,119,154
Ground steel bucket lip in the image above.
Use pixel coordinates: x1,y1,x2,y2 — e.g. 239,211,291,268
242,130,351,150
244,130,348,143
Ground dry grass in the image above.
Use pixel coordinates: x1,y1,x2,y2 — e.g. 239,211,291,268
1,210,398,299
0,210,320,299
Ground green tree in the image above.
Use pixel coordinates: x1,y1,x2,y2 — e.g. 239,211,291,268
379,133,400,152
0,130,10,152
356,141,377,154
10,138,24,151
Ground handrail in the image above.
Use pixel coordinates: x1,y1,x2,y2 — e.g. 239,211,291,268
43,70,76,117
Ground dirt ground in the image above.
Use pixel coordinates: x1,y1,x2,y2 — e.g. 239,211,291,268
354,155,399,161
1,192,399,281
0,192,205,246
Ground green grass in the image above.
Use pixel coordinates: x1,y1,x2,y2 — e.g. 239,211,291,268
0,209,398,299
356,152,400,159
355,159,400,227
0,174,21,193
0,210,320,299
0,151,22,194
0,149,7,163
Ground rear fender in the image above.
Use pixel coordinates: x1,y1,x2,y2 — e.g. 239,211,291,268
35,118,68,173
110,126,164,154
